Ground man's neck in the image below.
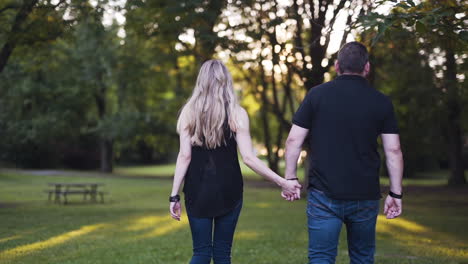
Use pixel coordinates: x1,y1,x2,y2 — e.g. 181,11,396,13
339,72,366,77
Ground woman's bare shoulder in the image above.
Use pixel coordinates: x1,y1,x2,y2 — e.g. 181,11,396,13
232,105,249,132
235,105,248,118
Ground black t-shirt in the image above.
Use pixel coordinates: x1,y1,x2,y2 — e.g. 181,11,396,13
293,74,399,200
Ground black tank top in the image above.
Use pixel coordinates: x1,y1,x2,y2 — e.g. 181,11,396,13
183,122,243,218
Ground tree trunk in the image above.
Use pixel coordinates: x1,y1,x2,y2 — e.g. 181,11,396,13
447,120,465,185
194,0,226,65
100,139,113,173
95,78,113,173
259,68,277,173
445,48,466,185
0,0,38,73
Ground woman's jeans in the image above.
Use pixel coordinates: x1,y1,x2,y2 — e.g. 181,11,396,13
188,200,242,264
307,188,379,264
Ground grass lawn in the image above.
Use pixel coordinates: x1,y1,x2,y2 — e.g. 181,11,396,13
115,163,464,186
0,171,467,264
115,162,295,180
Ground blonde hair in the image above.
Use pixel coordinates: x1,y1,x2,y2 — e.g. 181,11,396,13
177,60,241,148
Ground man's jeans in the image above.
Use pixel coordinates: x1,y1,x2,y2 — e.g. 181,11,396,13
187,200,242,264
307,188,379,264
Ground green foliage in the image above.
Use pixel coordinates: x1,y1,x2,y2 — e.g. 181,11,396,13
0,1,183,168
368,27,445,176
359,0,467,183
0,38,95,167
359,0,467,48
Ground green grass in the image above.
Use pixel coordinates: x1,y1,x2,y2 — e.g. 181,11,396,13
115,163,463,186
115,163,179,177
0,171,467,264
115,161,306,181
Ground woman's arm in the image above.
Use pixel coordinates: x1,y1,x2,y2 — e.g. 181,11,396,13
235,107,301,197
169,127,192,221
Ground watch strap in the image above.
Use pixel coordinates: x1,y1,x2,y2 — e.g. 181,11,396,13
169,194,180,202
389,191,403,199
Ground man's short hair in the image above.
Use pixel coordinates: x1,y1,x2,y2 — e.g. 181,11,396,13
337,42,369,74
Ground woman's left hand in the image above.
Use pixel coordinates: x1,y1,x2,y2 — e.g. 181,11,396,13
170,201,182,221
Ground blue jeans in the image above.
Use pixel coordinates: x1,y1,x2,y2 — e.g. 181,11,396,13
307,188,379,264
187,200,242,264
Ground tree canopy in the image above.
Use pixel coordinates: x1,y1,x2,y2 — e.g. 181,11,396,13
0,0,466,185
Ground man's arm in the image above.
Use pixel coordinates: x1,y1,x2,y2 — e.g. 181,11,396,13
381,133,404,219
284,125,309,200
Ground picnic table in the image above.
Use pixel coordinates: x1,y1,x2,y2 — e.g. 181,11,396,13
46,183,106,204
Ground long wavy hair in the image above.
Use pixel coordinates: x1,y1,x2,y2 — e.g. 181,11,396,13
177,60,241,149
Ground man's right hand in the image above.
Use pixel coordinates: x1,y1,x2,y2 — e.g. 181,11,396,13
383,195,402,219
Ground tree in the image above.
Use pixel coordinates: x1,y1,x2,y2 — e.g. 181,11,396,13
0,31,97,169
220,0,372,173
359,0,467,185
1,0,228,170
116,0,231,163
0,1,124,171
0,0,69,73
363,27,444,177
68,2,121,172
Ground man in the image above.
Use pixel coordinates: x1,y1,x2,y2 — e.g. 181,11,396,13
283,42,404,264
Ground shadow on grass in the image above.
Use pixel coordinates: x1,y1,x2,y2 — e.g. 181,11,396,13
376,215,467,259
3,209,467,263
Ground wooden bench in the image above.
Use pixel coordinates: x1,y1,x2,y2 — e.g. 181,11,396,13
46,183,107,204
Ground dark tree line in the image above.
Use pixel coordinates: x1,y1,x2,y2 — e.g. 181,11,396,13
0,0,465,185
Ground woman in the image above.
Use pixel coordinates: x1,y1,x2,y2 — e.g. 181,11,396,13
169,60,301,264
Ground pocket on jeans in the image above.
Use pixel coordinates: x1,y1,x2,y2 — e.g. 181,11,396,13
355,200,379,221
307,192,334,219
307,201,336,219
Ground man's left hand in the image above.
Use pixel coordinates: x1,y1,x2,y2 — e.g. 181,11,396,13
383,195,402,219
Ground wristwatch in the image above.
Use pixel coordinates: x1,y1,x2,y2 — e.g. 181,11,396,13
389,191,403,199
169,194,180,202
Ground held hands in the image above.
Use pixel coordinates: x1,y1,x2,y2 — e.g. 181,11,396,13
169,201,182,221
281,178,302,201
383,195,402,219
